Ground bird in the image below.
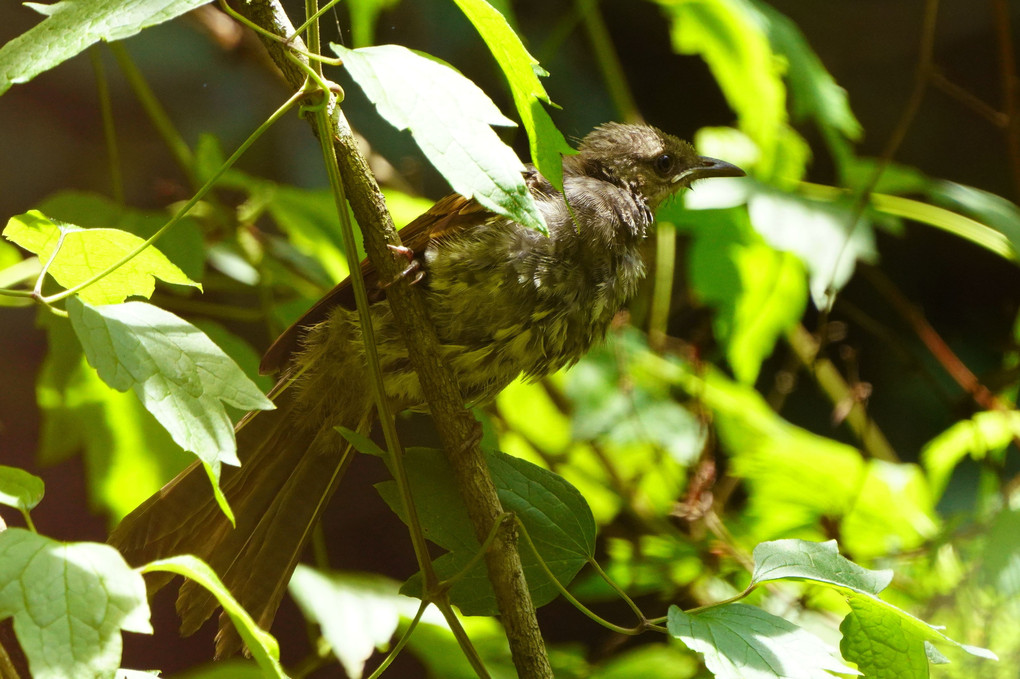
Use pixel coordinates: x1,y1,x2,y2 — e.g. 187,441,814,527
109,122,744,656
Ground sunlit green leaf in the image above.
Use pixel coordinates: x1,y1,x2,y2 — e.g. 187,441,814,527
451,0,574,189
333,43,547,233
682,206,807,383
404,611,516,678
36,190,205,282
3,211,201,305
0,0,211,95
265,185,351,283
751,539,892,595
746,187,876,308
842,162,1019,262
750,0,860,170
668,603,858,678
979,508,1020,598
142,555,284,677
0,466,44,514
347,0,401,47
925,179,1020,259
0,529,151,679
289,567,418,679
658,0,808,181
839,594,997,679
921,409,1020,499
66,298,273,516
589,642,698,679
872,192,1016,262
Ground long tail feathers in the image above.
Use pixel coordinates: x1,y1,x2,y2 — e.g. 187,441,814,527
108,384,369,657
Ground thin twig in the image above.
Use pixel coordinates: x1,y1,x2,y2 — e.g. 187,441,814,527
991,0,1020,199
862,267,1004,412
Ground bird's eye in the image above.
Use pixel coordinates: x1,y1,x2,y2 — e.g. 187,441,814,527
653,153,674,176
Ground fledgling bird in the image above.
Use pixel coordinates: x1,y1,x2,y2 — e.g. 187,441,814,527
109,122,744,656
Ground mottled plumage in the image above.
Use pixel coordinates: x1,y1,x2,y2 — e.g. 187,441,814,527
109,123,742,656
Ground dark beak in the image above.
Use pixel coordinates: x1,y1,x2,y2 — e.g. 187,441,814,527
676,156,746,184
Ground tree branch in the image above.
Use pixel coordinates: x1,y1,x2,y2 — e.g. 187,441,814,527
230,2,553,676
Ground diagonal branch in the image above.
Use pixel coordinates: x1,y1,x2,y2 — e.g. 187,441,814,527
230,1,553,676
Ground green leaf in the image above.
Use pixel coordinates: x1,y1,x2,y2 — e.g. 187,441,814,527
870,192,1017,262
404,612,516,678
3,210,201,305
333,43,547,233
0,466,44,514
589,643,698,679
668,603,858,679
655,361,938,555
839,595,997,679
924,180,1020,257
750,0,861,161
289,567,418,679
750,539,892,595
743,541,997,674
0,528,151,679
37,190,206,282
746,187,876,308
142,555,285,678
683,206,807,383
37,314,191,521
375,447,595,614
66,298,273,498
450,0,574,189
0,0,211,95
842,162,1020,261
921,410,1020,500
265,185,353,283
658,0,807,181
979,508,1020,597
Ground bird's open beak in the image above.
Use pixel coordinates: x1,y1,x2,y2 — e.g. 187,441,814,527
673,156,746,184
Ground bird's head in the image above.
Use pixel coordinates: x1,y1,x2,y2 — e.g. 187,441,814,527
577,123,745,210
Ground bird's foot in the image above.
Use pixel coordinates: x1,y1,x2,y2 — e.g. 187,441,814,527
381,244,425,287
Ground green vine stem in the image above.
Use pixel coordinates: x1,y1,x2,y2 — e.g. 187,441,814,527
364,599,429,679
89,47,124,204
515,516,648,636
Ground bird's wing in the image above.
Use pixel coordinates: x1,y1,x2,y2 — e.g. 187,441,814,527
258,192,494,375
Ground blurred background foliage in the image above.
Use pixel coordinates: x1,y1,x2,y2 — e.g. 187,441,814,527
1,0,1019,677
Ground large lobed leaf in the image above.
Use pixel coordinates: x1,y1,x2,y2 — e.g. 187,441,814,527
752,540,997,677
289,567,420,679
66,298,273,518
0,529,151,679
668,603,857,679
3,210,200,305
